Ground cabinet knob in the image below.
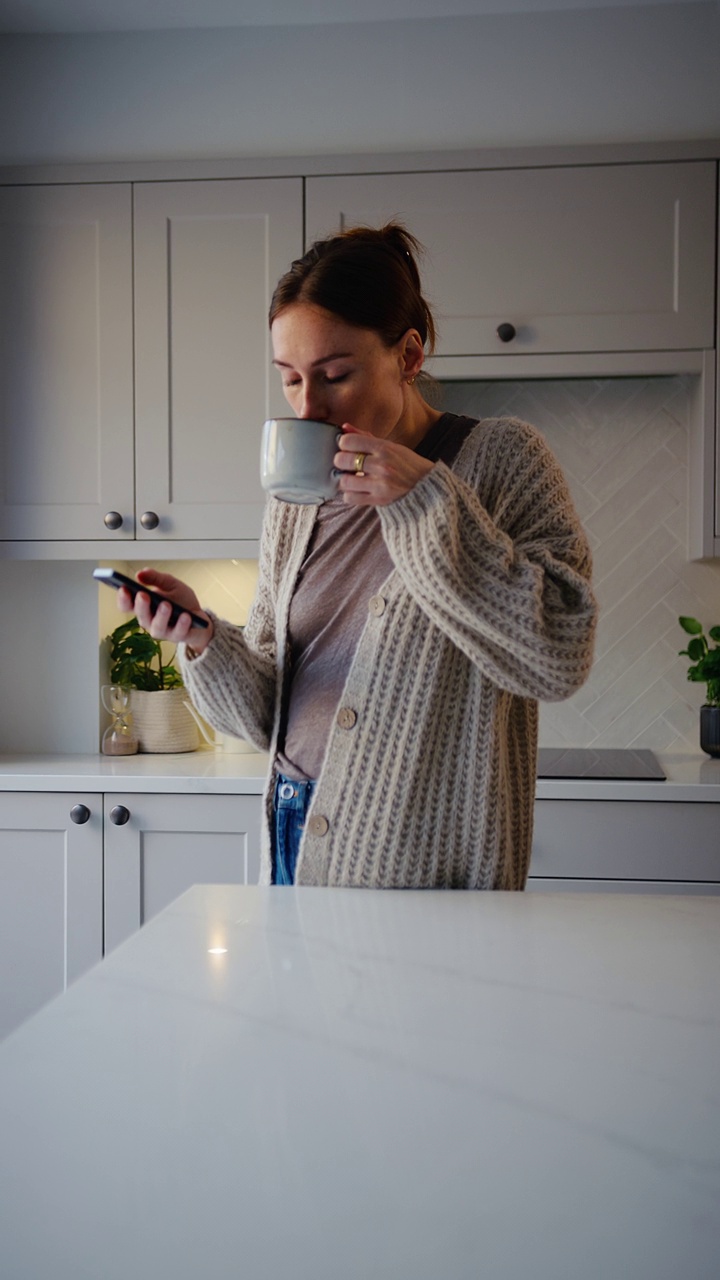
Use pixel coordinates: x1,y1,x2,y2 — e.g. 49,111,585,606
104,511,124,530
110,805,130,826
496,322,517,343
140,511,160,530
70,803,91,825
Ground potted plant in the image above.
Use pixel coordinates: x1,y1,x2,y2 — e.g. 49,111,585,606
106,618,199,753
678,616,720,758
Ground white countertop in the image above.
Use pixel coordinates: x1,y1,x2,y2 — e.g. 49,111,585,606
0,748,271,793
0,886,718,1279
0,749,719,799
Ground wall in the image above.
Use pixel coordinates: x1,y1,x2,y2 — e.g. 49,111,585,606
0,2,718,164
0,561,100,753
0,557,258,755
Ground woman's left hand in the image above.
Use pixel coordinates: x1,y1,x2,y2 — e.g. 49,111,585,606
335,427,434,507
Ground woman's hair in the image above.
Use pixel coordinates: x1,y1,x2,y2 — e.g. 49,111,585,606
269,222,437,355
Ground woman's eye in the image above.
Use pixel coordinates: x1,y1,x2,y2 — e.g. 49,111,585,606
283,379,301,388
325,373,348,384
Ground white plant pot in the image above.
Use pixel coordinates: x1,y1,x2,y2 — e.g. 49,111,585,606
129,688,200,753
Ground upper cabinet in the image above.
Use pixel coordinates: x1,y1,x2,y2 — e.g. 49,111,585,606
306,162,717,357
0,178,302,544
133,180,300,541
0,184,134,541
1,151,718,554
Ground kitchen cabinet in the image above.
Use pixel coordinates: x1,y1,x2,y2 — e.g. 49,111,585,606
0,792,103,1041
104,791,262,952
0,790,262,1040
132,180,300,541
2,156,718,554
528,798,720,892
0,184,134,541
0,178,302,544
306,162,716,358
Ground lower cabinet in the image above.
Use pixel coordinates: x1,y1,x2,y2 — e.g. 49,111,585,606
0,790,263,1040
104,792,262,952
528,799,720,893
0,792,102,1042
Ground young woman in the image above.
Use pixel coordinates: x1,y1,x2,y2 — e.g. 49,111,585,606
122,224,597,889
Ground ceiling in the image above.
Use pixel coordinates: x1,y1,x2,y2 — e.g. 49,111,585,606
0,0,704,35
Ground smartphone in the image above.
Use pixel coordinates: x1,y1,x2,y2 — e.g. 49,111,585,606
93,568,209,630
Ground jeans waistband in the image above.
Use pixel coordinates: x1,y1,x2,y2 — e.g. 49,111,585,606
274,773,316,812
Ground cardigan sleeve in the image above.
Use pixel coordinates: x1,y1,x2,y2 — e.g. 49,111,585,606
378,417,597,702
177,504,279,749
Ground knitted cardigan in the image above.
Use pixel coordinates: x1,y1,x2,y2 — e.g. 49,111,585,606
179,416,597,889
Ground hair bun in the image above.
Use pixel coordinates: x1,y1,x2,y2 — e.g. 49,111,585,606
377,223,423,288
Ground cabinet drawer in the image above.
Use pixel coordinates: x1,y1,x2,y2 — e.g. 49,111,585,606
527,878,720,895
306,162,716,356
531,800,720,882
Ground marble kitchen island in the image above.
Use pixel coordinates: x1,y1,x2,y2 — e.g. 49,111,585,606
0,886,718,1279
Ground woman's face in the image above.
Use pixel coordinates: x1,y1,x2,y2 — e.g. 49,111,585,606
271,302,420,441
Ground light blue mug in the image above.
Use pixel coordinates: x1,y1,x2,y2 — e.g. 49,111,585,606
261,418,342,504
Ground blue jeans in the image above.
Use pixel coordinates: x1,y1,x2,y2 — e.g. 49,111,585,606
272,774,317,885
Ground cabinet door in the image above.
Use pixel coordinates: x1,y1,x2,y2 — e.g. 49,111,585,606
133,179,303,541
0,793,103,1040
104,792,263,952
0,184,134,540
306,163,716,356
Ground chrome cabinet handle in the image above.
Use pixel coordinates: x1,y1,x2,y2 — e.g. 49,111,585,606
104,511,123,530
70,803,91,825
140,511,160,530
109,805,130,826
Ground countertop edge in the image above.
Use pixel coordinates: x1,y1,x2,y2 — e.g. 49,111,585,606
0,752,719,799
0,751,271,794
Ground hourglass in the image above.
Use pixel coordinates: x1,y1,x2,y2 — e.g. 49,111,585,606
101,685,138,756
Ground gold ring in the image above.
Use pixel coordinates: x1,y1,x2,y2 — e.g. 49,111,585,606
353,452,367,476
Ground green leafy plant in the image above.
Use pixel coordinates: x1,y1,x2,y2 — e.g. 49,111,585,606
678,616,720,708
107,618,183,692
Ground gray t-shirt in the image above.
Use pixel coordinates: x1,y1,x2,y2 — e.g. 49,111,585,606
276,412,477,781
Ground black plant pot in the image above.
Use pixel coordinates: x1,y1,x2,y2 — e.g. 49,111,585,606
699,705,720,758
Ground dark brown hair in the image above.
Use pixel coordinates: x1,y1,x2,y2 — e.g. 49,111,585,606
269,222,437,354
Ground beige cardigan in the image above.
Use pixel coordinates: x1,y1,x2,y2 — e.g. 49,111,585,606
180,417,597,889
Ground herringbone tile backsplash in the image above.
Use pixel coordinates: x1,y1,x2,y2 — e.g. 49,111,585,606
441,377,720,754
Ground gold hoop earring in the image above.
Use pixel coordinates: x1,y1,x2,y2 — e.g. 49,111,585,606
406,376,416,385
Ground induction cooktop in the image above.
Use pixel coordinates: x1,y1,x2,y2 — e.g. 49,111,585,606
536,748,666,780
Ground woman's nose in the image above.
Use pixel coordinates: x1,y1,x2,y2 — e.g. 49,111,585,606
298,384,327,421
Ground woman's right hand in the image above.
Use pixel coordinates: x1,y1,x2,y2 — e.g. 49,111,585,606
117,568,214,655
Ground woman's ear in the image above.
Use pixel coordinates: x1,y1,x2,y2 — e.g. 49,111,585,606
398,328,425,381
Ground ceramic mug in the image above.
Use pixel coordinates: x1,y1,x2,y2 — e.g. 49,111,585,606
261,417,343,504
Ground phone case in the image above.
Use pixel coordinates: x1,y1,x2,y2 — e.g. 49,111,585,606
93,568,209,629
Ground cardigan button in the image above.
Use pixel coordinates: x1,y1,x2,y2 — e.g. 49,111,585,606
336,707,357,730
368,594,386,617
308,815,329,837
